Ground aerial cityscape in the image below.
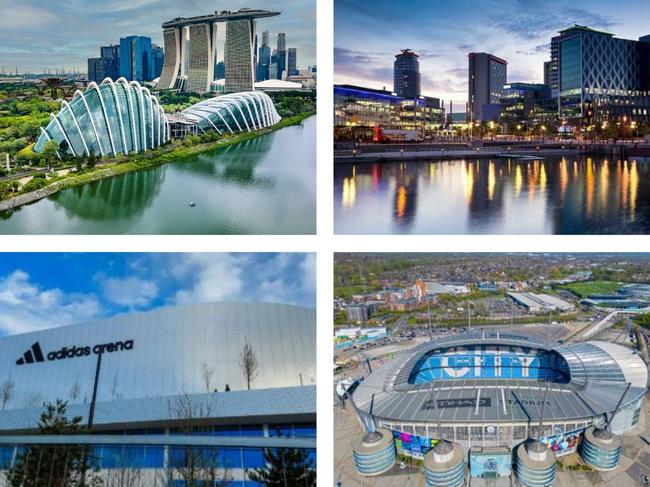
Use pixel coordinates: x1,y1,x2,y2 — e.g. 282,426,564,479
0,0,316,234
0,252,316,485
334,253,650,486
334,0,650,234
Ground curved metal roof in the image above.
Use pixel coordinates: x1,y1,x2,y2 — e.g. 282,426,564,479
351,332,648,425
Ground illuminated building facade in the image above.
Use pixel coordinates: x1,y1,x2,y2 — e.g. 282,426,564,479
334,85,443,142
549,25,650,125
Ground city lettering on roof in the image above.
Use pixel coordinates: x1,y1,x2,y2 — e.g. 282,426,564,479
16,340,134,366
422,397,492,409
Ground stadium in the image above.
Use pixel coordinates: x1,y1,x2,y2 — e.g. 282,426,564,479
349,331,648,483
0,301,316,485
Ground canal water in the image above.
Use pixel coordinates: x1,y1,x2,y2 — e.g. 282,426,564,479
0,116,316,234
334,156,650,234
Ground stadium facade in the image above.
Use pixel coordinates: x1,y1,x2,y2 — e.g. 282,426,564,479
350,332,647,472
0,302,316,484
32,80,281,159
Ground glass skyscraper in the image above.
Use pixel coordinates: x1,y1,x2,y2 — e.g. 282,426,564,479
551,25,650,124
393,49,421,99
119,36,154,82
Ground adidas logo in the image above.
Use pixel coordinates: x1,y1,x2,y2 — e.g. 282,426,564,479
16,342,45,365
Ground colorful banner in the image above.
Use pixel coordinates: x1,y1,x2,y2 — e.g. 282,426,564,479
391,430,438,459
540,427,584,456
470,451,512,478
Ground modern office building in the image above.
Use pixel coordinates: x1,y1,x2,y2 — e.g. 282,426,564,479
334,84,443,141
0,302,316,483
156,9,280,93
288,47,298,76
152,44,164,79
87,45,120,83
394,49,420,99
350,332,647,478
119,36,154,82
468,52,508,122
257,39,271,81
33,79,280,158
500,82,556,127
548,25,650,124
276,34,287,80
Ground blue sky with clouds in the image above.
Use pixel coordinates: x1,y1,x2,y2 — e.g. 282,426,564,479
0,253,315,337
0,0,315,74
335,0,650,110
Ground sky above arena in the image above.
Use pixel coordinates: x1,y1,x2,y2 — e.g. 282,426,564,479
0,253,315,336
335,0,650,110
0,0,315,74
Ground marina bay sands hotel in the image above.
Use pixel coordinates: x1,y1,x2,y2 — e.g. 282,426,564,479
156,8,280,94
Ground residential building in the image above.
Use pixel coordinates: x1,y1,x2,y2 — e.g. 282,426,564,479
394,49,420,98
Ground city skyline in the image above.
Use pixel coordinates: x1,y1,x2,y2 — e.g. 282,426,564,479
0,253,316,337
0,0,316,74
335,0,650,110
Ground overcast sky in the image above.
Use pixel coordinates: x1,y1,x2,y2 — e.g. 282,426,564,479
0,0,315,74
0,253,316,337
335,0,650,111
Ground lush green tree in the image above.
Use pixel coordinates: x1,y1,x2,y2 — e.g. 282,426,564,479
248,448,316,487
41,140,59,167
7,400,101,487
86,151,97,169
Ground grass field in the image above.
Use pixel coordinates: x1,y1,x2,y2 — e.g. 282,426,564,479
562,280,621,297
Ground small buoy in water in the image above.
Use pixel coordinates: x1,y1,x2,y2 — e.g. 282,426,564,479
189,202,196,207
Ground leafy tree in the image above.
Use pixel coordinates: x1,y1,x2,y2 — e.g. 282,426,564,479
7,400,101,486
86,151,97,169
248,447,316,487
41,140,59,167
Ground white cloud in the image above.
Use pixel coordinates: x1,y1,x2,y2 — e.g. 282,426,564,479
98,275,159,308
0,270,102,336
300,254,316,293
172,254,247,305
0,3,58,30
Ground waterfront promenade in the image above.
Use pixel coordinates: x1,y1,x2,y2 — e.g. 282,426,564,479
334,139,650,163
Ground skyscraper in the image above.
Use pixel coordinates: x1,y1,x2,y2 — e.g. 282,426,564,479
262,30,269,48
87,44,119,83
152,44,164,79
468,52,507,122
257,44,271,81
393,49,420,98
288,47,298,76
119,36,154,82
551,25,650,124
277,33,287,79
225,18,256,93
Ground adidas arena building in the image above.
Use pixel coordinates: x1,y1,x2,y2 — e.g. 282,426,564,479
350,332,648,476
0,302,316,485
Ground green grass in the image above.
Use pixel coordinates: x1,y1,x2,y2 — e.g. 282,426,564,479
561,280,620,297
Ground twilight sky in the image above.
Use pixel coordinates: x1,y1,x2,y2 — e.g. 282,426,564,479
0,253,315,337
335,0,650,111
0,0,315,75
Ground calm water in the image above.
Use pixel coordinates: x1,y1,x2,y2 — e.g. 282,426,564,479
0,116,316,234
334,156,650,234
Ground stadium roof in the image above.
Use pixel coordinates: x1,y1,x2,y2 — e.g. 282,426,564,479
352,332,648,424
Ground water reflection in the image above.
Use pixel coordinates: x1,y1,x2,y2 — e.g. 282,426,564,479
334,156,650,234
0,116,316,234
52,167,165,221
